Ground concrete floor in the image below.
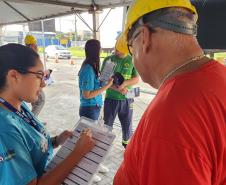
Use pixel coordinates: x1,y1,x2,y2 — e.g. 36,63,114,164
38,58,156,184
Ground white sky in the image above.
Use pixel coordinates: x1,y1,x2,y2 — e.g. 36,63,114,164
56,7,124,47
4,7,124,48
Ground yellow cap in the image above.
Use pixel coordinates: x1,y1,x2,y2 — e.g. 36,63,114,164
115,33,129,55
123,0,197,41
24,35,37,45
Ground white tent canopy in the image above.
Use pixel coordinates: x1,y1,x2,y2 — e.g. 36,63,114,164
0,0,132,26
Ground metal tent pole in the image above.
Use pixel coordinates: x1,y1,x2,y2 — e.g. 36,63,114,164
41,20,47,70
92,9,100,40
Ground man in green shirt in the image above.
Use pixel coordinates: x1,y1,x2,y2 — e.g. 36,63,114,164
101,34,139,148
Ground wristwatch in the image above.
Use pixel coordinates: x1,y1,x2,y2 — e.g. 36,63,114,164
51,136,59,148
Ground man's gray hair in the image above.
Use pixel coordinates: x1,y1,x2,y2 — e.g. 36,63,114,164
162,7,198,25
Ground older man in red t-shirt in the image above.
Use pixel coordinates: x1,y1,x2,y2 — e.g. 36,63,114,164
114,0,226,185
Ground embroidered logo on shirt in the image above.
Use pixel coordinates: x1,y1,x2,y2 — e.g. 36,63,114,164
0,150,16,163
40,139,48,153
124,63,130,68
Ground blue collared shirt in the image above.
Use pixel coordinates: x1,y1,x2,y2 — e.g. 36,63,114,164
79,64,103,107
0,103,53,185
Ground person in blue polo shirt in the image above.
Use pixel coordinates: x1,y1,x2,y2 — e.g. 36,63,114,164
0,43,94,185
78,39,113,121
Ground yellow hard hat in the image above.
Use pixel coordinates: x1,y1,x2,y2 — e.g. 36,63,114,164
123,0,197,41
115,33,129,55
24,35,37,45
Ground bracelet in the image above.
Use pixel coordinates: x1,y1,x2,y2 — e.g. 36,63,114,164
51,136,59,148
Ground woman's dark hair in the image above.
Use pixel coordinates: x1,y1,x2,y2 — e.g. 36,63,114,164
79,39,101,76
0,43,39,90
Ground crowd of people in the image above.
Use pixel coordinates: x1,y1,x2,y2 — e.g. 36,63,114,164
0,0,226,185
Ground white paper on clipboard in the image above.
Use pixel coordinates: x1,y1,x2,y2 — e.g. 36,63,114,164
46,117,116,185
100,60,116,82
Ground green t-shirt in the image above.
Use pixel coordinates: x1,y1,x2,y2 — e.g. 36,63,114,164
101,54,138,100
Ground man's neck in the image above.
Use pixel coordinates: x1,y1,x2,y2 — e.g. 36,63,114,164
115,53,126,59
155,44,204,87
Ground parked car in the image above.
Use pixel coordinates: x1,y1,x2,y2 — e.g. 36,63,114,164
45,45,71,59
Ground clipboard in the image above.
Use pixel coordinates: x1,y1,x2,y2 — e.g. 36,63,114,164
46,117,116,185
125,87,140,99
100,60,116,82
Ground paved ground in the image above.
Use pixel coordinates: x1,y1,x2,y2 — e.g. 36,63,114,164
38,58,157,185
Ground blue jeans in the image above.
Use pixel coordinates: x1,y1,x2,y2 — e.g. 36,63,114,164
79,105,101,121
103,98,134,142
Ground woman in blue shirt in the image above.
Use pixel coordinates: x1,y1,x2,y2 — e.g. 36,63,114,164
0,44,94,185
79,39,113,121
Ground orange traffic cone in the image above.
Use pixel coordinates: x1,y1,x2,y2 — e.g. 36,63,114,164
55,58,59,63
55,54,59,63
70,59,75,65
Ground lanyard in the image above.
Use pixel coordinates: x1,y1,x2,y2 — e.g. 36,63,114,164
0,97,40,133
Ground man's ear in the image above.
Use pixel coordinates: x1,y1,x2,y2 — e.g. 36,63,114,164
142,26,152,54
